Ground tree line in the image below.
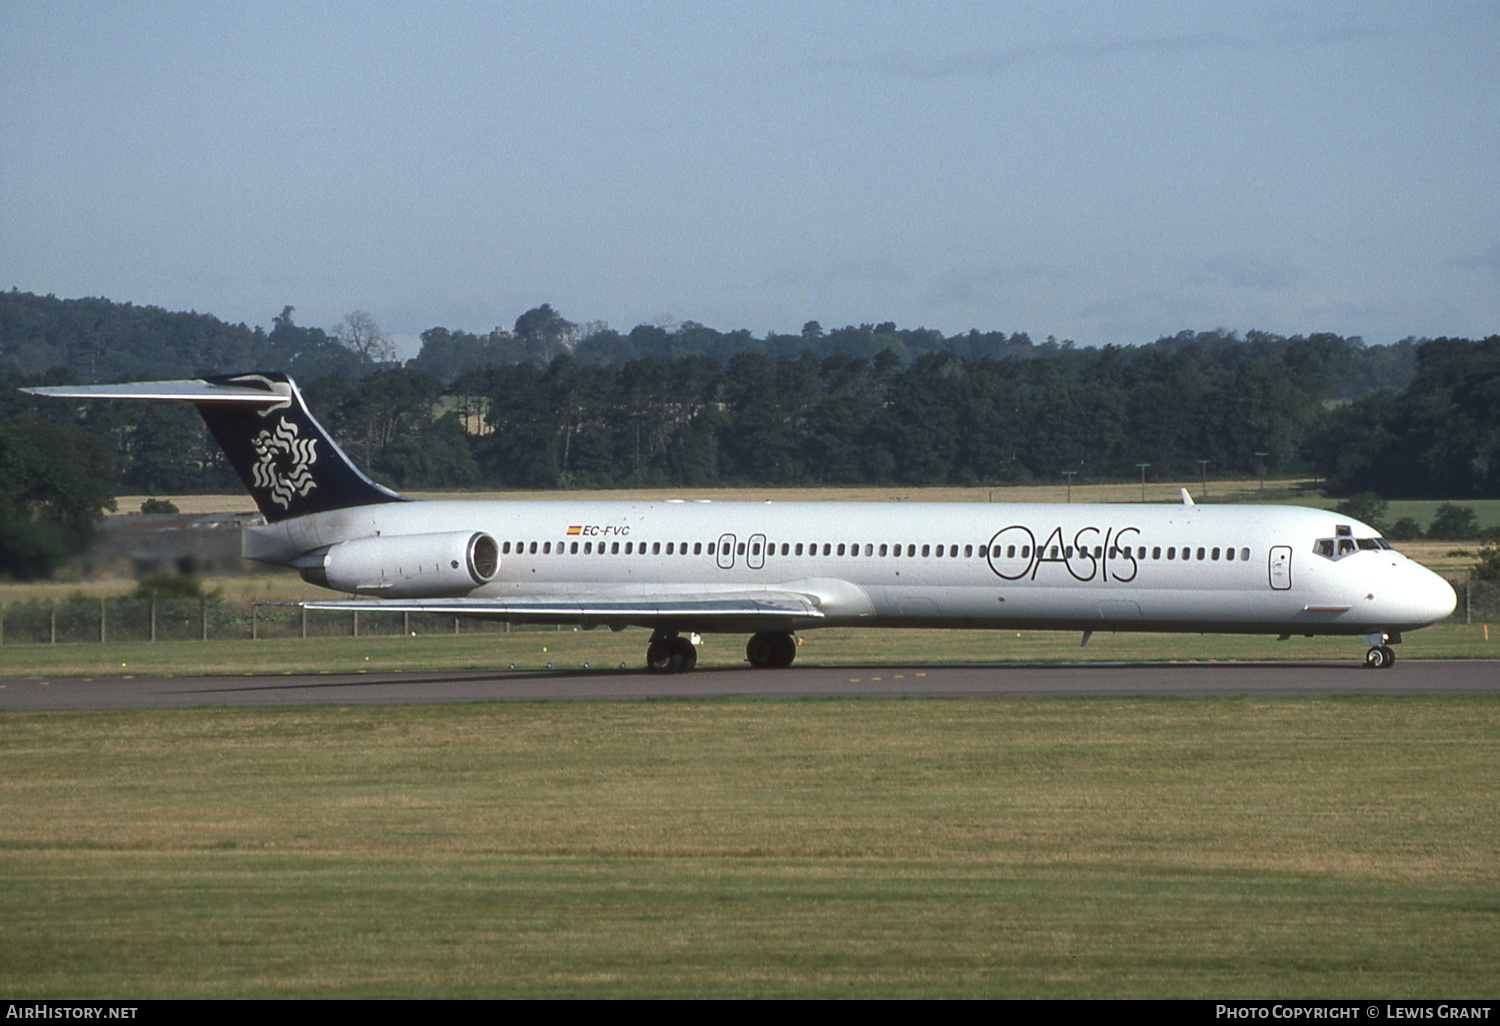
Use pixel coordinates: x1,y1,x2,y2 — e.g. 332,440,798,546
23,328,1484,497
3,288,1417,389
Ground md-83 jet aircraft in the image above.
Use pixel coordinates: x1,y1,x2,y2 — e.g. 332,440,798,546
27,372,1457,672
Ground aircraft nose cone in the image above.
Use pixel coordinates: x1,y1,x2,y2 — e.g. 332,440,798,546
1406,565,1457,625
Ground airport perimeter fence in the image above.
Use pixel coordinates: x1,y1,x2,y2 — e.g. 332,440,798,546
1,579,1498,647
0,595,551,646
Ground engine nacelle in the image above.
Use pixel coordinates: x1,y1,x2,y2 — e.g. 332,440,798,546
300,531,500,597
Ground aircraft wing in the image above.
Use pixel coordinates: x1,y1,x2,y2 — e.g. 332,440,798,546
300,589,826,628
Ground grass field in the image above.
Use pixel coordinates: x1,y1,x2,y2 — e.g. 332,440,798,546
2,697,1496,998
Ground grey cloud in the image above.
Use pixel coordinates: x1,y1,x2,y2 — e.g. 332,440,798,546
1199,255,1302,292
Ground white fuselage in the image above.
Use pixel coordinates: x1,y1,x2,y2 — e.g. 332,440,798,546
245,499,1457,637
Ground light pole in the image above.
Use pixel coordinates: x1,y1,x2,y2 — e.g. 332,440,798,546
1135,463,1150,502
1062,470,1077,503
1197,460,1210,499
1255,452,1269,491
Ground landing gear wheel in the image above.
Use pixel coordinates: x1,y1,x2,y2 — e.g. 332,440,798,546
646,640,679,674
746,631,797,669
646,635,697,674
1364,645,1396,670
673,636,698,672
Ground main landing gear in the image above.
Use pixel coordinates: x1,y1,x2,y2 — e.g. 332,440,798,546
745,631,797,669
1363,632,1398,670
644,630,798,673
646,630,698,675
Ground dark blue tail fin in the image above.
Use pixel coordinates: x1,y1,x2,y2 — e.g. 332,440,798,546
196,372,407,521
25,372,407,522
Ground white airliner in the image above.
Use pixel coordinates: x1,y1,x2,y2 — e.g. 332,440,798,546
27,372,1457,672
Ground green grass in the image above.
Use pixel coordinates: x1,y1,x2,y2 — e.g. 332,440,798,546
1,622,1496,678
2,699,1496,997
1382,500,1500,532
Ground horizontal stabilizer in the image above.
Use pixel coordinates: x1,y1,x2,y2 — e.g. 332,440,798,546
23,379,289,405
25,372,405,522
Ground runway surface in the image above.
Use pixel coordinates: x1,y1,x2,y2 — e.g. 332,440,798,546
2,660,1498,710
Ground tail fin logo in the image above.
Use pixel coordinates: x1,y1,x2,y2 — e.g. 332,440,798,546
251,416,319,509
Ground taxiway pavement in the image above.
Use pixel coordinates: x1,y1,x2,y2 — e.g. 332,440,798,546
2,660,1497,710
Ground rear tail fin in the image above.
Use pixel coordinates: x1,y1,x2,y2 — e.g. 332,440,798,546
24,371,407,522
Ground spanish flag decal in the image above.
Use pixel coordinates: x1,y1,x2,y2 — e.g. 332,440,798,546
566,525,582,535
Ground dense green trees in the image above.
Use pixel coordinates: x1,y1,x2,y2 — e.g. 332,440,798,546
1308,337,1500,498
3,289,1493,502
0,290,269,380
0,411,116,579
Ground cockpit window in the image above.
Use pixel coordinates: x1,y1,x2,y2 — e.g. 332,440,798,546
1314,535,1391,560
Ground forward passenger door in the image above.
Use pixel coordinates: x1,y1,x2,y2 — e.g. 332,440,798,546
1268,546,1292,590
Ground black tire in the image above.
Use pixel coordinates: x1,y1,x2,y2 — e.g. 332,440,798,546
747,631,796,669
647,639,684,674
1378,645,1396,669
769,631,797,668
1364,646,1389,670
672,636,698,672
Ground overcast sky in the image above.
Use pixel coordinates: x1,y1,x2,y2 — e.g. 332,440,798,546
3,1,1496,355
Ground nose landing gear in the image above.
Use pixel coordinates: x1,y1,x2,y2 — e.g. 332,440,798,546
1363,632,1398,670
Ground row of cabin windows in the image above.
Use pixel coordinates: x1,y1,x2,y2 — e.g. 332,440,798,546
500,539,1255,563
505,540,716,556
998,544,1253,563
